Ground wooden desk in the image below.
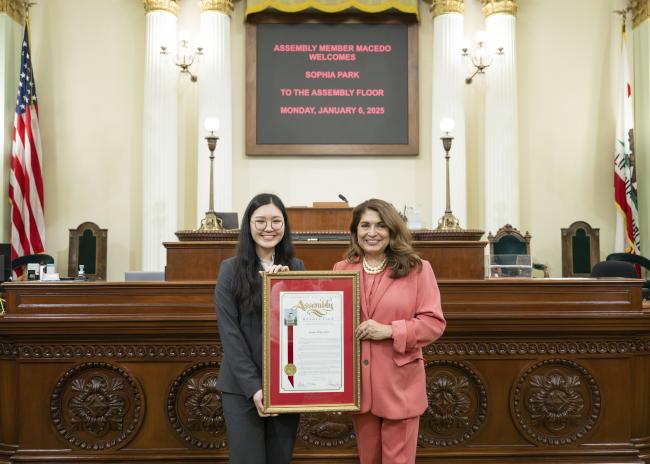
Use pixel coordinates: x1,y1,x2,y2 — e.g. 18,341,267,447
164,240,487,281
1,279,649,463
286,206,352,231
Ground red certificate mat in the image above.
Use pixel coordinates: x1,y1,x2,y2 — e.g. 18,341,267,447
263,271,360,413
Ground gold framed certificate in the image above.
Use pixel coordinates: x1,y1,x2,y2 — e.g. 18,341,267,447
262,271,360,413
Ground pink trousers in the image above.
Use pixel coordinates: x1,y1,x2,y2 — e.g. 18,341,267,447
352,412,420,464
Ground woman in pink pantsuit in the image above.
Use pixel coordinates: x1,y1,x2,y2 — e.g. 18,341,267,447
333,199,446,464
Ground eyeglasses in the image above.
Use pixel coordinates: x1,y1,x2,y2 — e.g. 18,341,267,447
251,218,284,231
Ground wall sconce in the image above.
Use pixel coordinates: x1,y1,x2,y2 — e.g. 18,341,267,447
160,30,203,82
461,31,504,85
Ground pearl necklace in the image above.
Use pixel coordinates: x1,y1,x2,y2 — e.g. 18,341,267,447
362,256,387,274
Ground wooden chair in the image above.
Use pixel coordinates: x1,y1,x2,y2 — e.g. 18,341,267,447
488,224,549,277
68,222,107,280
561,221,600,277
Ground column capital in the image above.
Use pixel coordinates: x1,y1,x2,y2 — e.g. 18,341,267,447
631,0,649,29
199,0,234,17
0,0,26,24
429,0,464,18
480,0,517,17
143,0,179,15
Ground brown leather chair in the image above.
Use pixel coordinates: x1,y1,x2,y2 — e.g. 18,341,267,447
561,221,600,277
68,222,107,280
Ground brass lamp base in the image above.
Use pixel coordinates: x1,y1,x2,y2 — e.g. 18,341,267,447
436,212,462,232
198,211,224,231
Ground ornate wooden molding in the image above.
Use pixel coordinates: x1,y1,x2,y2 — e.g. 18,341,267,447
424,339,650,356
143,0,179,15
480,0,517,17
199,0,234,16
18,343,221,359
11,339,650,360
429,0,464,18
631,0,650,29
0,0,26,24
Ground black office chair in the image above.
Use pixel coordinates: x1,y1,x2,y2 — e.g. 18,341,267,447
606,252,650,275
11,253,55,279
11,253,54,270
605,252,650,299
591,260,638,278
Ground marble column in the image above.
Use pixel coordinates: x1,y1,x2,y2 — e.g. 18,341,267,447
196,0,233,225
430,0,466,229
142,0,179,271
481,0,518,235
633,0,650,254
0,1,25,241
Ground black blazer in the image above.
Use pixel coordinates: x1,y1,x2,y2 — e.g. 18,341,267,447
215,256,305,398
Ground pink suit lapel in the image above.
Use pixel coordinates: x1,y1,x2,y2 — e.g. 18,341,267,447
366,269,395,318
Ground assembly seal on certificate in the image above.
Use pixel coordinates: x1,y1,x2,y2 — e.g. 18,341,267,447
262,271,360,413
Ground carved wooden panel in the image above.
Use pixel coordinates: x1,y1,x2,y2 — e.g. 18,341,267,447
50,362,144,451
297,412,356,448
0,280,648,463
164,240,486,281
511,359,601,446
167,361,227,450
419,360,487,447
561,221,600,277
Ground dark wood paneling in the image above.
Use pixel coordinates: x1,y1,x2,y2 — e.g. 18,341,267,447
165,240,486,281
0,280,648,463
286,206,352,232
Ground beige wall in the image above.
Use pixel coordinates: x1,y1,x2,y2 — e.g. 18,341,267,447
24,0,630,280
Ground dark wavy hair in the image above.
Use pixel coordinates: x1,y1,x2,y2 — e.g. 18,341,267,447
232,193,295,313
344,198,421,279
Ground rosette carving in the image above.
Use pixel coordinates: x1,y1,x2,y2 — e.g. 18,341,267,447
298,412,356,448
419,360,487,447
512,359,601,446
50,362,143,450
168,361,227,449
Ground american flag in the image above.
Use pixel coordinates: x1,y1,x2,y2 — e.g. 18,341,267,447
9,24,45,270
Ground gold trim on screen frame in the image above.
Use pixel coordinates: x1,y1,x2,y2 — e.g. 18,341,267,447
263,271,361,414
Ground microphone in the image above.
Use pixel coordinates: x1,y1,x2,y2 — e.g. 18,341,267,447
338,194,349,203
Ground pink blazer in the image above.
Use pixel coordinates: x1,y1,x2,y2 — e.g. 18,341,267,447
334,259,446,419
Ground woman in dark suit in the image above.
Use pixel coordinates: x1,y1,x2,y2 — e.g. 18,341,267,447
215,193,304,464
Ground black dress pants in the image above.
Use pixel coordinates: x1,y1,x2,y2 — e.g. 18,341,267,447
222,392,300,464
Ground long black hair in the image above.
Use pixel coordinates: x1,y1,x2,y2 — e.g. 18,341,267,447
232,193,295,313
